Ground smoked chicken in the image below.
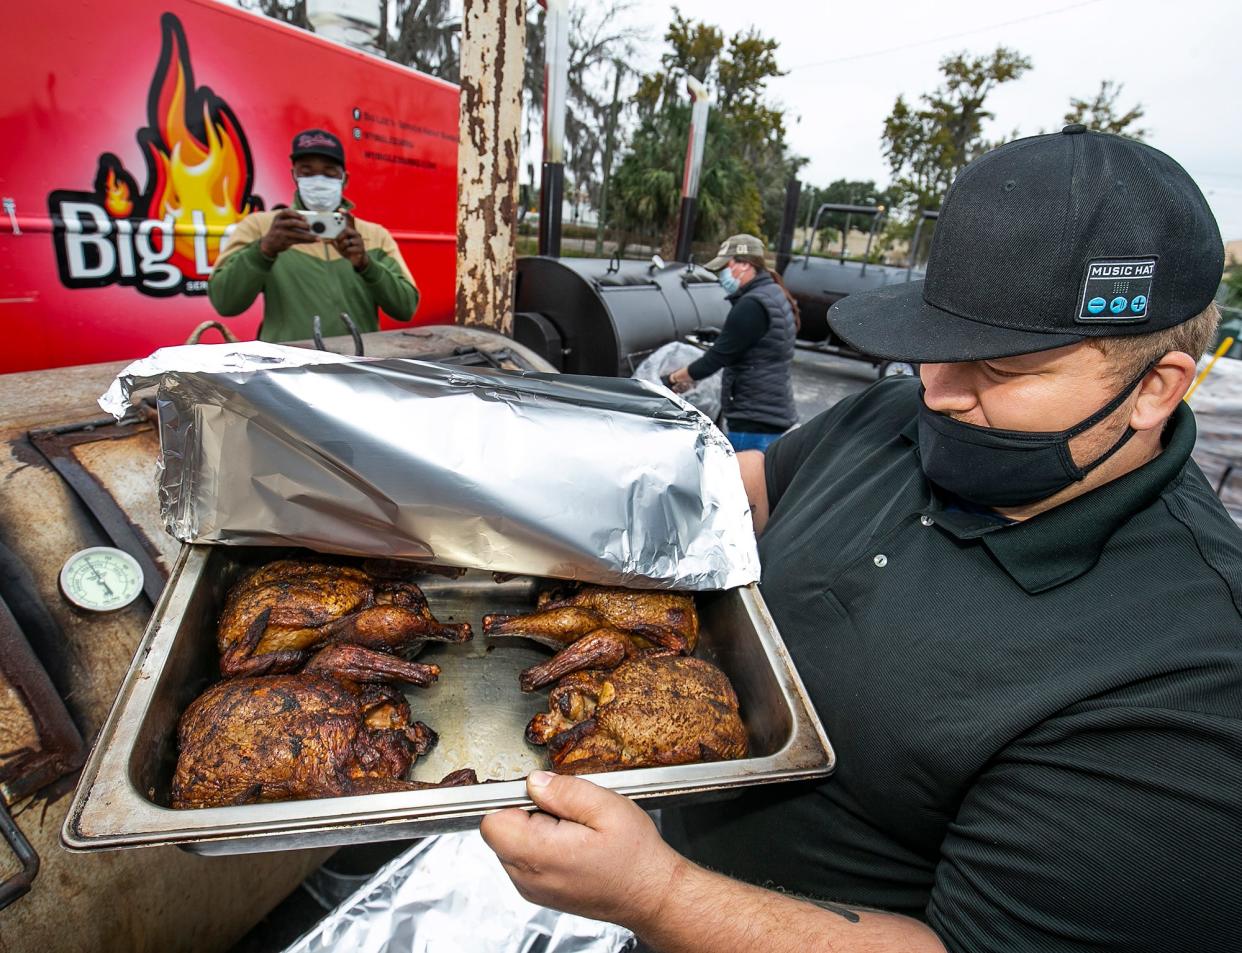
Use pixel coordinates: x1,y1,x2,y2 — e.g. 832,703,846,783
171,643,477,808
217,559,472,678
526,655,747,774
482,584,699,691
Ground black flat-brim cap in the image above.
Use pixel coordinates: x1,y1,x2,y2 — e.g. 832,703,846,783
827,126,1223,364
828,280,1083,362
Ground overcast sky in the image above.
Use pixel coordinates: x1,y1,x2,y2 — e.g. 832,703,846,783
614,0,1242,242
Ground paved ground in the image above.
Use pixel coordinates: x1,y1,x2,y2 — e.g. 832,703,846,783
790,345,885,423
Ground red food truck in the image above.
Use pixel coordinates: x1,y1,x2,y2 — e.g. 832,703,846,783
0,0,459,374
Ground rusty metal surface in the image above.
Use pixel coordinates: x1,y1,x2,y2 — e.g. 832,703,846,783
29,417,169,605
66,546,833,855
456,0,525,332
0,594,85,807
0,327,549,951
0,676,39,767
68,428,180,572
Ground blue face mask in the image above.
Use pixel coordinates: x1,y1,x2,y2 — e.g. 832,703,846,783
718,269,740,294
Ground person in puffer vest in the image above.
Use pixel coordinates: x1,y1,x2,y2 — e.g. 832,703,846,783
666,233,798,451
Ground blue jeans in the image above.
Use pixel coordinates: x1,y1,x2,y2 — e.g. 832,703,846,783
728,430,782,452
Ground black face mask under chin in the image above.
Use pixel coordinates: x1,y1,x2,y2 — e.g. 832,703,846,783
916,361,1156,509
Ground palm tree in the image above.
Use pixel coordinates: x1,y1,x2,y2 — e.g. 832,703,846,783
383,0,461,82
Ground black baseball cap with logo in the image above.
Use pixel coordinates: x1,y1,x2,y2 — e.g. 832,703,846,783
828,126,1224,362
290,128,346,168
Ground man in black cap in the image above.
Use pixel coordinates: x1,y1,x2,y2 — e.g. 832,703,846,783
208,127,419,342
481,128,1242,952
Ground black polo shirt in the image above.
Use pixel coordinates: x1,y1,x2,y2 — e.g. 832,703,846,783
663,377,1242,953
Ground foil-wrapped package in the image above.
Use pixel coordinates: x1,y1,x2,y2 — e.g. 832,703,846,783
101,343,759,590
283,832,635,953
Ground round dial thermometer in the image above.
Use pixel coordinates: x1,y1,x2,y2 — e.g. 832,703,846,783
59,547,144,612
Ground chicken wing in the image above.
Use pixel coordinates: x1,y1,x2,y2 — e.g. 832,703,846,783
217,558,472,677
482,584,698,690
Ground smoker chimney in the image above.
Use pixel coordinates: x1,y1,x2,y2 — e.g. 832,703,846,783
537,0,569,257
673,76,711,263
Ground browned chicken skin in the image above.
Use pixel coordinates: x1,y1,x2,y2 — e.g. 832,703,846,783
482,584,699,691
217,559,472,678
526,655,748,774
171,642,477,809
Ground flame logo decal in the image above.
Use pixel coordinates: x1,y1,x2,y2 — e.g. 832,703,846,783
141,14,258,275
103,163,134,218
48,13,264,296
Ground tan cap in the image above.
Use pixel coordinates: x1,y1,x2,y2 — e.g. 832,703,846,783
704,234,766,271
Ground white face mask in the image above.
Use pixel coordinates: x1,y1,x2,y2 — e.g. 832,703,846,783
296,175,344,212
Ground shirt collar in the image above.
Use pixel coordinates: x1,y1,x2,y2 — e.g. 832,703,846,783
902,402,1197,594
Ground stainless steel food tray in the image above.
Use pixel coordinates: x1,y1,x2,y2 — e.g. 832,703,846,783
64,545,833,855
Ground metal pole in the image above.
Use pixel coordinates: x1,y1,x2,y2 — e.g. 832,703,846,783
808,203,828,264
906,209,938,280
775,178,801,274
595,61,624,256
456,0,526,331
538,0,568,257
674,76,711,263
800,188,816,265
860,207,883,277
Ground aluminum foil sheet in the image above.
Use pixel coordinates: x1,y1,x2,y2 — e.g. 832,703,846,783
100,343,759,590
283,832,634,953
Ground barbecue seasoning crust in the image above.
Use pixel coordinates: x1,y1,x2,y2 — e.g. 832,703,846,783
526,655,749,774
170,644,476,809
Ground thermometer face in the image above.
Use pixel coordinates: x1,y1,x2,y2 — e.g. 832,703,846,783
59,547,144,612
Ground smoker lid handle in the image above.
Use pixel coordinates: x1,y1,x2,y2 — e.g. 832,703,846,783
184,321,240,346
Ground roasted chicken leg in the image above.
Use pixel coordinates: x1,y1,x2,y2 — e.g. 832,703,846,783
526,655,748,774
217,559,472,678
171,642,477,808
482,584,698,691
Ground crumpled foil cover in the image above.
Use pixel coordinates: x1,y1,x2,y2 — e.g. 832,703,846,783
283,832,635,953
101,343,759,590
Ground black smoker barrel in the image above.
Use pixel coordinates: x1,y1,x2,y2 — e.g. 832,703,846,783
778,201,936,346
512,257,730,376
782,258,923,343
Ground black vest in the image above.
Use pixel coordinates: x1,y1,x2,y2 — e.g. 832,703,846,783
721,273,797,430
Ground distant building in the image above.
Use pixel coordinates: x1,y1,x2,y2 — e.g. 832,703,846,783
307,0,381,53
1226,239,1242,268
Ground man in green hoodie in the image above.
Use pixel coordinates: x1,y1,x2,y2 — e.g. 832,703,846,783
208,128,419,342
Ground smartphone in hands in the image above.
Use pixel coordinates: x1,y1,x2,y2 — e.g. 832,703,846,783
297,210,346,240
